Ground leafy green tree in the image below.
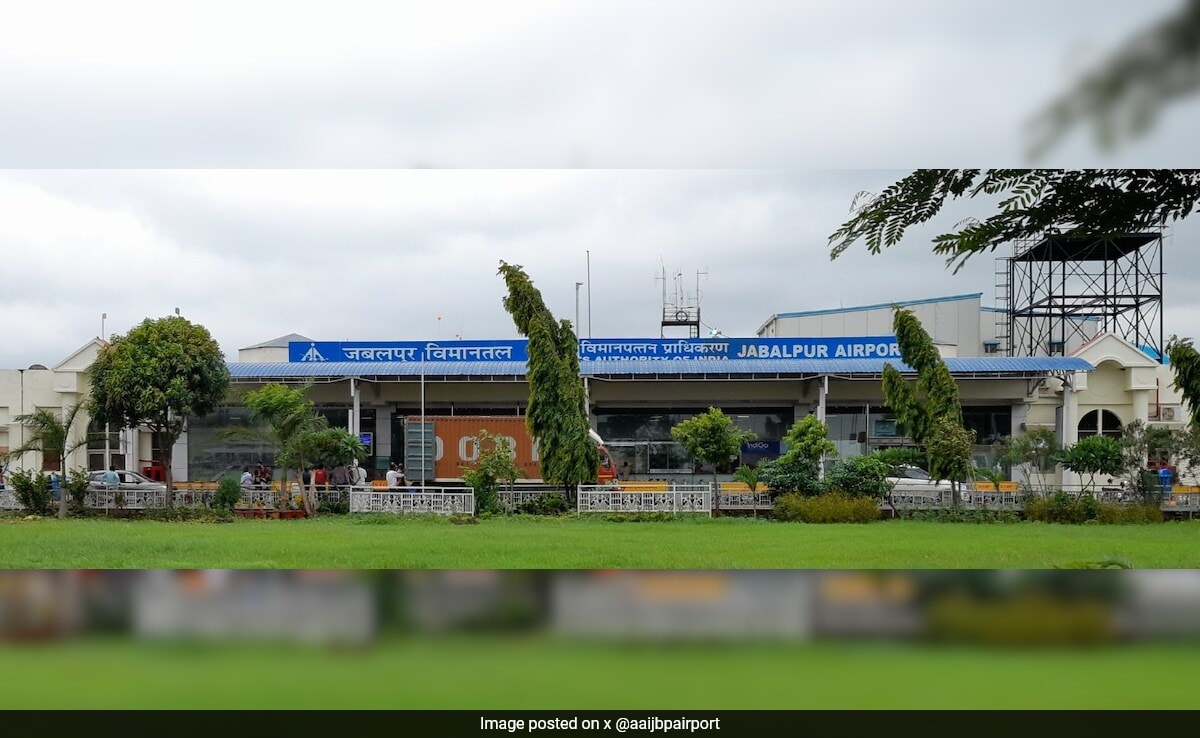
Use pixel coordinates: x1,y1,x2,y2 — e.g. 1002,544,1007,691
880,307,971,499
868,447,926,475
240,383,359,516
829,170,1200,272
498,262,598,493
756,456,823,497
732,465,760,493
779,415,837,467
461,430,520,515
925,417,977,505
1026,2,1200,158
89,316,230,507
1167,335,1200,427
1059,435,1124,493
671,407,757,505
995,428,1061,495
824,456,892,499
881,308,972,502
1119,420,1177,500
5,403,88,518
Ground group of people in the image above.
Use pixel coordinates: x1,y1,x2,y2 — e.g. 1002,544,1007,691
241,461,373,488
239,463,273,488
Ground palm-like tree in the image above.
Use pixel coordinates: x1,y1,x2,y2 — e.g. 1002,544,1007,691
5,404,89,518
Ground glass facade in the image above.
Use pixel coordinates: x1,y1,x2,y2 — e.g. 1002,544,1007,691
186,406,376,482
595,408,792,477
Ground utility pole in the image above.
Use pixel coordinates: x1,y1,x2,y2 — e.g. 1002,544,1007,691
575,282,584,334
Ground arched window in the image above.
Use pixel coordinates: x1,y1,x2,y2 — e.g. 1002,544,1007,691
1077,409,1122,439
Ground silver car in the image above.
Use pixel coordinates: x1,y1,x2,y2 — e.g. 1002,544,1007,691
886,465,962,504
86,469,168,493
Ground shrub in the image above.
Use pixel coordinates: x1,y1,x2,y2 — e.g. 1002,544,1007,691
902,508,1020,524
1025,491,1090,524
926,593,1115,645
771,492,880,523
600,512,679,523
213,477,242,510
1095,503,1164,524
318,499,350,515
757,457,823,496
1025,492,1164,524
825,456,893,498
515,492,570,516
8,470,53,515
143,507,235,523
63,468,90,514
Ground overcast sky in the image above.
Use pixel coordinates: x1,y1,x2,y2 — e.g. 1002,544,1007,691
2,1,1198,368
3,169,1197,369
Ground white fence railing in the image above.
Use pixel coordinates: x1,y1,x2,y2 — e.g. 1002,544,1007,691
577,483,713,515
716,489,773,510
348,487,475,516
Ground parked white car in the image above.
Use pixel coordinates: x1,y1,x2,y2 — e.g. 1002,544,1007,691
886,466,965,504
86,469,167,494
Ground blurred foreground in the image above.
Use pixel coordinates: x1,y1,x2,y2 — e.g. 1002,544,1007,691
3,570,1200,708
5,569,1200,644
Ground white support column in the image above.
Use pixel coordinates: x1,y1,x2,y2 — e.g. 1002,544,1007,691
1061,373,1081,489
350,378,360,436
817,376,829,479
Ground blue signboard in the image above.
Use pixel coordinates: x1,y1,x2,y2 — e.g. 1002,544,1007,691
741,440,781,455
359,432,373,451
290,340,527,363
288,337,900,363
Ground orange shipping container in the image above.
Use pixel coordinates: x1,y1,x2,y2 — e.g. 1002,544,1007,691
408,416,542,481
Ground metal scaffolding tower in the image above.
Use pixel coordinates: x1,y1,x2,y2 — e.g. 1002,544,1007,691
1002,230,1164,362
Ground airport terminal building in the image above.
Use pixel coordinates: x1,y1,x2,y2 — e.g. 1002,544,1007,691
1,294,1184,489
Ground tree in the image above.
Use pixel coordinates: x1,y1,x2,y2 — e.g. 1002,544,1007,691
995,427,1061,495
829,170,1200,272
498,262,599,494
461,430,521,515
671,407,757,506
1059,435,1124,493
925,417,977,506
779,415,837,468
89,316,230,508
1026,1,1200,159
242,383,329,516
881,308,972,504
1167,336,1200,427
5,403,88,518
1119,419,1177,500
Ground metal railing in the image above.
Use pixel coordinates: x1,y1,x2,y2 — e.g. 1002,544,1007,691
348,486,475,516
577,483,713,515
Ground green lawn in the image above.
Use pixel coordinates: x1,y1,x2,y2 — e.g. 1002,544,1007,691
2,637,1198,709
3,514,1199,568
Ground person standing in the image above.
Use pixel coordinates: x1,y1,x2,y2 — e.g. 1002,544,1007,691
351,460,367,486
330,463,350,488
239,467,254,487
313,464,328,487
102,465,120,487
385,463,402,488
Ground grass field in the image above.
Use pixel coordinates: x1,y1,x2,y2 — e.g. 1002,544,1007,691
2,514,1199,568
2,637,1198,709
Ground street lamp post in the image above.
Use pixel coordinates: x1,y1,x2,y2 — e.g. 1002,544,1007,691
575,282,583,333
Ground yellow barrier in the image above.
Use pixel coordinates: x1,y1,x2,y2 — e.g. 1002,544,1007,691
618,482,669,492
